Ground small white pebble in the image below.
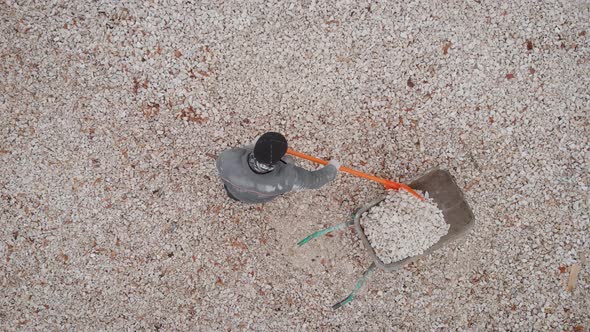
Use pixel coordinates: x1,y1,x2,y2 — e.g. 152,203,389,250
360,190,449,264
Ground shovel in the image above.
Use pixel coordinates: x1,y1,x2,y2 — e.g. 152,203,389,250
288,148,475,308
286,148,424,200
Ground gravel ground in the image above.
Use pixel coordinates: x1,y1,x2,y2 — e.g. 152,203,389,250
1,0,589,330
361,190,448,264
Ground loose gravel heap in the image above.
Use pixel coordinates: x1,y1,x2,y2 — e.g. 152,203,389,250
1,0,588,330
361,190,448,264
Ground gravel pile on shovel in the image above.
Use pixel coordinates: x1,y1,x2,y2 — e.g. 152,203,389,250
360,190,449,264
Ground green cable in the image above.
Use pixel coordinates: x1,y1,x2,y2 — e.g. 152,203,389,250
296,209,375,309
333,263,376,309
297,215,355,247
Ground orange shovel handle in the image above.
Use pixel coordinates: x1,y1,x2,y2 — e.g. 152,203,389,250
286,148,424,200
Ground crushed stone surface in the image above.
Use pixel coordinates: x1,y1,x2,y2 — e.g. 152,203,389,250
1,0,589,330
361,190,449,264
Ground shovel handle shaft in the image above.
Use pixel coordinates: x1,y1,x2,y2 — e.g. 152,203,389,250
286,148,330,166
286,148,424,200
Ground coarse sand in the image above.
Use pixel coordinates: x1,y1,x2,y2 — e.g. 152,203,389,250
1,0,588,330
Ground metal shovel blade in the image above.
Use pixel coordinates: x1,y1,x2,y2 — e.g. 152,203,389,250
354,168,475,271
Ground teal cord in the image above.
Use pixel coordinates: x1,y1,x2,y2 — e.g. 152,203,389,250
297,216,355,247
333,263,376,309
